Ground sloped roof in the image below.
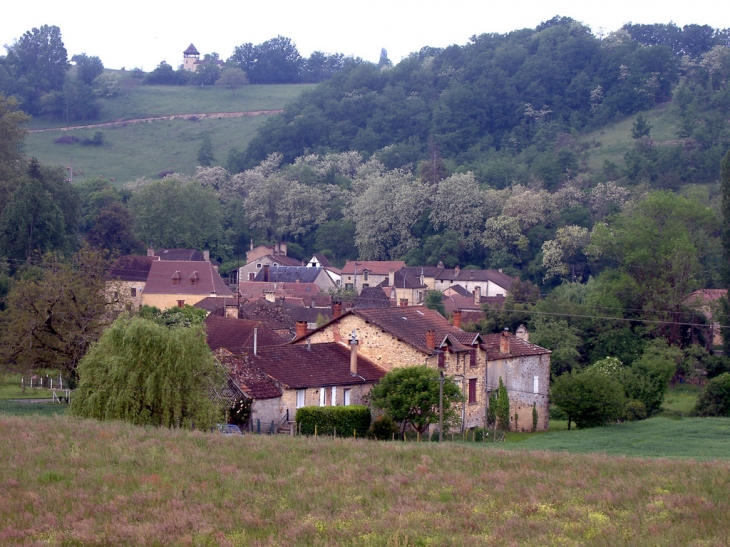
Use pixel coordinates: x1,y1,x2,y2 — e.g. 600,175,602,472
239,299,296,332
312,253,333,268
401,266,444,278
481,332,551,359
353,287,392,309
108,255,157,282
376,270,427,289
253,254,302,267
237,281,321,299
443,294,506,315
184,43,200,55
341,260,406,275
144,260,233,296
444,284,471,297
436,268,514,290
217,354,282,400
287,307,332,324
194,296,240,314
251,343,386,389
254,266,322,284
205,315,289,353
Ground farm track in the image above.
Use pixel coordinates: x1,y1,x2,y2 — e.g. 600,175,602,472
28,110,284,133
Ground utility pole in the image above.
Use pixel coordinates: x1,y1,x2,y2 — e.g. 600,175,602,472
439,371,444,443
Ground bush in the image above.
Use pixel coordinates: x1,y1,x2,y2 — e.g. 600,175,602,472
295,405,371,437
54,135,80,145
551,369,626,429
367,414,398,440
695,373,730,417
624,400,647,421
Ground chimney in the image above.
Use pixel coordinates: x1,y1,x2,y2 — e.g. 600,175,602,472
203,250,210,262
453,310,462,330
296,321,308,339
147,247,155,257
253,328,258,356
263,264,270,282
437,261,444,269
388,269,395,287
425,330,435,350
350,330,359,376
474,286,481,305
399,298,408,307
280,242,288,256
454,265,460,276
516,324,529,342
500,329,510,354
332,302,342,319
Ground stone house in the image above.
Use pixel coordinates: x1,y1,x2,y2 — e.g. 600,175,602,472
253,265,337,292
142,260,233,310
295,306,550,432
217,342,386,430
106,255,159,311
378,269,428,307
235,243,302,283
432,266,513,297
340,260,406,294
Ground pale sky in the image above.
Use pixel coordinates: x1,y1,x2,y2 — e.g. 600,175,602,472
2,0,729,71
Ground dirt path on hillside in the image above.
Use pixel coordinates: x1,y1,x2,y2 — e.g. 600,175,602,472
28,110,284,133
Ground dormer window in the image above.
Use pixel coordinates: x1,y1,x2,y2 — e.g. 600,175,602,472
190,271,199,286
171,271,181,286
363,270,369,281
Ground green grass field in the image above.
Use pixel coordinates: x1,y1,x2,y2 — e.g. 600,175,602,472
1,415,729,546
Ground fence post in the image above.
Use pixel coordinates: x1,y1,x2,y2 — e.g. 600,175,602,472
270,421,274,434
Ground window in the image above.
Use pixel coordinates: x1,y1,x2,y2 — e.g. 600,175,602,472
438,352,445,368
469,349,477,367
319,388,325,407
256,263,262,269
363,271,369,281
248,272,255,281
468,378,477,404
296,389,306,408
362,283,369,289
343,388,351,406
345,283,354,290
331,386,337,406
534,376,539,395
177,300,185,308
130,287,137,297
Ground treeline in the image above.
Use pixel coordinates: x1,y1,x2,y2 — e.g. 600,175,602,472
232,18,730,190
143,35,365,87
0,25,114,120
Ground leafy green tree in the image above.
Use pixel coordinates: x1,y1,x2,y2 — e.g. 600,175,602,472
138,304,207,328
721,150,730,356
616,339,679,415
129,177,223,252
86,203,142,255
551,369,626,429
70,315,225,429
0,249,115,386
424,290,446,316
71,53,104,85
694,373,730,417
530,316,582,376
370,365,463,437
0,95,31,205
215,67,248,90
197,134,215,167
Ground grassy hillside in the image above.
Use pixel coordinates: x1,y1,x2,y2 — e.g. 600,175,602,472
1,415,729,546
22,78,314,184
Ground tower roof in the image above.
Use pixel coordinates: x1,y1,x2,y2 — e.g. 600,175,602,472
184,43,200,55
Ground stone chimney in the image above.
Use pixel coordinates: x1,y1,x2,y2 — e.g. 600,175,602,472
349,330,359,376
147,247,155,257
516,324,529,342
399,298,409,307
500,329,510,354
437,261,444,268
296,321,308,339
474,286,481,306
425,330,435,350
332,302,342,319
263,264,270,282
453,310,462,330
454,265,460,277
203,250,210,262
388,269,395,287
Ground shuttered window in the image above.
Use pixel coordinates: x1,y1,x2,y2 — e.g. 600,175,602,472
468,378,477,404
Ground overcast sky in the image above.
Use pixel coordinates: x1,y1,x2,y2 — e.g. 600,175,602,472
2,0,728,71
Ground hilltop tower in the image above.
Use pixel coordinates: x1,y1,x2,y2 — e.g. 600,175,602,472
183,43,200,72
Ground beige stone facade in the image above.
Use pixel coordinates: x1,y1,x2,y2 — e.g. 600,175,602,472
141,293,209,310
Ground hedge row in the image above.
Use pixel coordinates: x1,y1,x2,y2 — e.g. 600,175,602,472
295,405,371,437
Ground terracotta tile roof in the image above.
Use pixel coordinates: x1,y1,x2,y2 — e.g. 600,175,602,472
443,294,506,315
205,315,289,353
107,255,157,282
217,354,282,400
481,332,551,359
239,300,296,332
237,281,321,299
287,307,332,324
341,260,406,275
144,260,232,296
194,296,240,313
251,343,386,389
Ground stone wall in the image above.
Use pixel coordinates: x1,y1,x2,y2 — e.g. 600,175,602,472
141,293,208,311
488,353,550,431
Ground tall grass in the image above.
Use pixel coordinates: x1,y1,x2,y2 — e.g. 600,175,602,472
1,415,729,546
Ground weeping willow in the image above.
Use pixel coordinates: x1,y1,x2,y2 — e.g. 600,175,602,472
71,316,226,429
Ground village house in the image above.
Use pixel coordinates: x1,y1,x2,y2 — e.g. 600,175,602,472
340,260,406,294
432,266,514,297
253,265,337,292
142,260,233,310
378,269,428,307
294,306,551,432
106,255,158,310
234,242,302,283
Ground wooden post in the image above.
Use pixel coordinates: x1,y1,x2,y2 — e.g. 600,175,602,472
315,424,318,437
353,429,356,438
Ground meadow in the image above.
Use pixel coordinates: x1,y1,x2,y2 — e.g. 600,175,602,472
1,413,729,546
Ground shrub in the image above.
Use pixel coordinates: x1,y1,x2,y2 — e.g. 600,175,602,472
624,399,647,421
551,369,626,429
367,414,398,440
54,135,80,144
695,373,730,417
295,405,371,437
